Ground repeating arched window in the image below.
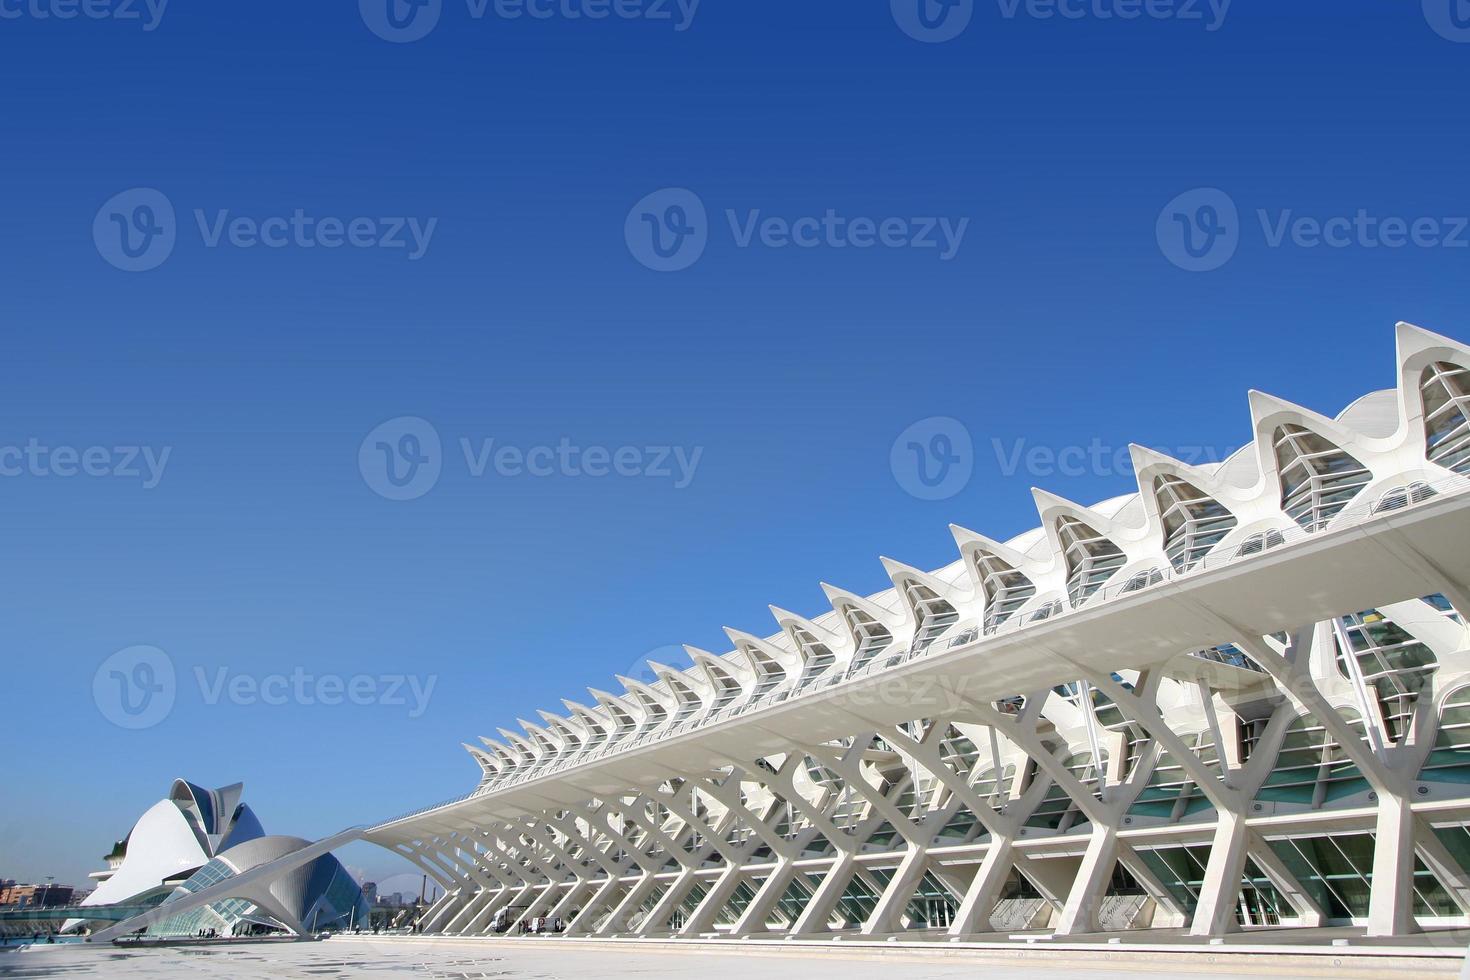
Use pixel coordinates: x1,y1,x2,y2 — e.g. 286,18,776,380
1154,475,1238,572
629,688,668,734
790,626,838,691
1374,481,1438,512
601,700,636,745
1120,567,1164,594
1334,610,1438,743
972,550,1036,632
746,649,788,701
1257,709,1370,806
903,581,960,654
1029,599,1063,622
664,676,703,726
843,606,895,674
1421,361,1470,474
1026,751,1105,831
1129,730,1223,821
553,718,589,760
1237,529,1287,557
1057,516,1127,607
1272,424,1371,530
703,663,744,716
1420,686,1470,784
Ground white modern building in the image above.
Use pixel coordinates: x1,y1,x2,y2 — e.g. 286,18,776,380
69,780,264,929
96,322,1470,948
67,779,366,939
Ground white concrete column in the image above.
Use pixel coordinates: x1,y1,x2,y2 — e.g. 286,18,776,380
947,837,1014,937
860,845,929,935
632,867,702,937
564,876,626,936
791,852,857,936
545,878,597,925
1052,824,1119,937
1188,809,1249,937
679,863,747,935
1367,793,1421,937
733,857,801,936
593,875,658,937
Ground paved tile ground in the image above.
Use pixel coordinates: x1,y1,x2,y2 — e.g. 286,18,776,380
0,936,1461,979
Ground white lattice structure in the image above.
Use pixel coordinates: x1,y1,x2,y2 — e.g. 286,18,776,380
365,322,1470,944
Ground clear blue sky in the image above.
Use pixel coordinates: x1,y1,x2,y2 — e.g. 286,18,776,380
2,2,1468,887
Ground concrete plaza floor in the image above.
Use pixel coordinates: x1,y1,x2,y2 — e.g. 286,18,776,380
0,934,1464,979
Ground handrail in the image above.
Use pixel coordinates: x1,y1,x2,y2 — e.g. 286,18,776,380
370,473,1470,830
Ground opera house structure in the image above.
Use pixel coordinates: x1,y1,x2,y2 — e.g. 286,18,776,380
90,322,1470,950
67,779,367,939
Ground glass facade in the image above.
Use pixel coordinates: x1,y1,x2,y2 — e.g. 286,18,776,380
1272,424,1371,531
1154,475,1238,572
1334,609,1438,743
1267,834,1456,920
1257,710,1369,806
972,550,1036,632
1421,361,1470,474
1137,844,1289,926
1058,516,1127,607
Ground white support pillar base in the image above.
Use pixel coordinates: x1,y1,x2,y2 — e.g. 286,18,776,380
861,846,928,936
947,837,1013,938
1053,826,1118,937
1188,811,1249,938
791,852,857,937
1367,793,1421,937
